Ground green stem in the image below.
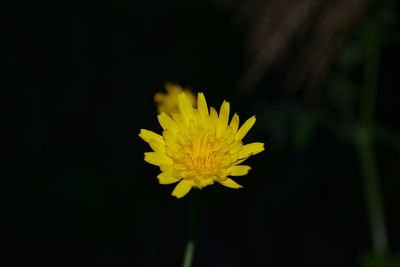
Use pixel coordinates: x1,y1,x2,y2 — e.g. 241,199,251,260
182,196,197,267
356,135,388,254
182,241,195,267
357,20,388,254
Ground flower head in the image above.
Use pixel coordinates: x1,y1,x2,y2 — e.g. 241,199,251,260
154,83,196,114
139,92,265,198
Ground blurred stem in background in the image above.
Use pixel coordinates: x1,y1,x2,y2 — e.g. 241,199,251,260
356,20,388,255
182,196,198,267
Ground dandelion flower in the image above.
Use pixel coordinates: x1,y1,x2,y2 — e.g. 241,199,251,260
154,82,196,114
139,92,264,198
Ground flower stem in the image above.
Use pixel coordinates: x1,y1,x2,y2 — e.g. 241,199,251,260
182,196,197,267
182,241,195,267
357,20,388,254
356,135,388,254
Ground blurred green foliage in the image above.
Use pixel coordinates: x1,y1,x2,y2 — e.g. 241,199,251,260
360,253,400,267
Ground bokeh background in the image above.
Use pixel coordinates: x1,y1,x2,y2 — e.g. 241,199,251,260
4,0,400,266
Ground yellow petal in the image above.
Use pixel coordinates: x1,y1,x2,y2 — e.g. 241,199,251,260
144,152,173,166
139,129,163,143
165,82,182,93
229,113,239,132
219,178,243,189
157,172,181,184
239,142,265,159
216,101,230,138
178,93,195,122
160,164,174,173
149,139,165,153
197,92,209,118
197,178,214,188
172,179,193,198
162,128,176,141
209,107,218,125
229,140,243,154
171,112,182,122
230,165,251,176
235,115,256,141
158,113,178,133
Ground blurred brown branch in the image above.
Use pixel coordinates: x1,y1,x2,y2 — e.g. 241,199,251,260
220,0,368,99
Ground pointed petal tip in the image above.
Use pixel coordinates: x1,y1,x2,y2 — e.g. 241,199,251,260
172,192,188,199
157,173,181,185
178,92,195,121
171,180,193,198
219,178,243,189
258,143,266,153
258,142,265,149
139,129,164,144
144,152,173,166
138,129,144,138
157,111,169,120
230,165,252,176
138,128,147,135
197,92,209,118
239,142,265,159
235,115,257,141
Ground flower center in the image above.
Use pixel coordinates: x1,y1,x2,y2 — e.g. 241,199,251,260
165,125,236,188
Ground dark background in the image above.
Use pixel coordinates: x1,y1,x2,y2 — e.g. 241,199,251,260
3,0,400,266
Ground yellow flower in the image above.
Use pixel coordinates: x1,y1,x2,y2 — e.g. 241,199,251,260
139,92,265,198
154,83,196,114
